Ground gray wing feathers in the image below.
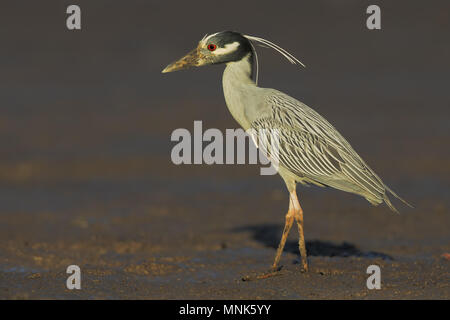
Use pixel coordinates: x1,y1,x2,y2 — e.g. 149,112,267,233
251,91,412,212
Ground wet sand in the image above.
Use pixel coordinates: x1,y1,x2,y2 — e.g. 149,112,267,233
0,1,449,299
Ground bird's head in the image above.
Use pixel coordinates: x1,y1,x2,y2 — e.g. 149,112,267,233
162,31,252,73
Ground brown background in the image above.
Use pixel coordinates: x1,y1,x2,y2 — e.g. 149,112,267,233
0,0,448,298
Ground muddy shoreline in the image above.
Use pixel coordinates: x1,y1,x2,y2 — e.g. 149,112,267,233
0,1,449,299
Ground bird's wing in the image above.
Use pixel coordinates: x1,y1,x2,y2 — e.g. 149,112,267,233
250,90,409,211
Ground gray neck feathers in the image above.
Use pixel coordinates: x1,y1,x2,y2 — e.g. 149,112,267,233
223,53,255,86
222,54,257,130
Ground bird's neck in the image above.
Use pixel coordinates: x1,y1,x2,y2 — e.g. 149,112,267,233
223,53,255,86
222,54,257,129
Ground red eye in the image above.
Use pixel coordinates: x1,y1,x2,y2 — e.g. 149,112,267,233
207,44,217,51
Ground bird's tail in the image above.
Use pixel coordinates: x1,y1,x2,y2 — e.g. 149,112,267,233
383,186,414,213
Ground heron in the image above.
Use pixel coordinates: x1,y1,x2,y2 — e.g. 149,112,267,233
162,31,411,275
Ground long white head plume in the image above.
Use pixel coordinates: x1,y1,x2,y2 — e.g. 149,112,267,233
247,40,259,85
243,34,305,85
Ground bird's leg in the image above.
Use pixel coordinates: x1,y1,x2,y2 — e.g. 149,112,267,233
242,191,305,281
242,196,295,281
291,190,308,272
271,195,295,271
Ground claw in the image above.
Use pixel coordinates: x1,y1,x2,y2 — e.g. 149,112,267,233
241,267,283,281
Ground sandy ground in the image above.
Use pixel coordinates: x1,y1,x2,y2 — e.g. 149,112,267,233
0,1,449,299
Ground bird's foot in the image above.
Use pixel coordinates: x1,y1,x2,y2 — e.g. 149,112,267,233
296,259,308,272
241,266,283,281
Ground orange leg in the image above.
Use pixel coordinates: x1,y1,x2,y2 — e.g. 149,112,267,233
271,189,308,272
291,191,308,272
243,189,308,280
271,207,295,271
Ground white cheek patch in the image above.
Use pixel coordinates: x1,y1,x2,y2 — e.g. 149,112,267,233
212,41,240,55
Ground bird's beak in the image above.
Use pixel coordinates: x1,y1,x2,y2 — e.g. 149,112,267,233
162,47,203,73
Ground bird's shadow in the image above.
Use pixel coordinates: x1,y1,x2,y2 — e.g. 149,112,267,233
233,224,392,260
